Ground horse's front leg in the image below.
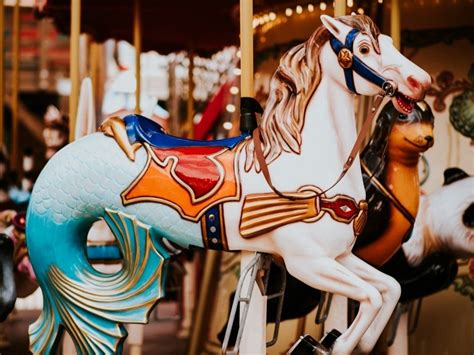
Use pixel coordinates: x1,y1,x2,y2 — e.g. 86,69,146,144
337,252,401,353
283,255,383,355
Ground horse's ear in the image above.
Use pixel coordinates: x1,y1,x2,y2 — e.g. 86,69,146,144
320,15,350,41
443,167,469,185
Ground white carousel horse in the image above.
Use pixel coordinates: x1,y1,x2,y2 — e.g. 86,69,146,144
26,15,430,354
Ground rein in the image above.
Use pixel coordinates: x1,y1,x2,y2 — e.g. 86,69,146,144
249,26,399,201
252,94,384,201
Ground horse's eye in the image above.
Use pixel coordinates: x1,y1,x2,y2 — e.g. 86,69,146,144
359,45,370,55
398,114,408,120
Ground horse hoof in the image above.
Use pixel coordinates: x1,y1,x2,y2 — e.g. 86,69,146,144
287,332,339,355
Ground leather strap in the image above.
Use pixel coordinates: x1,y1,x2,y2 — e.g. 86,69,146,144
253,95,385,200
330,28,359,93
361,161,415,225
329,30,397,97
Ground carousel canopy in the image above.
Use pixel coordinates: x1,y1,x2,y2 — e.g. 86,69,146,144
35,0,290,54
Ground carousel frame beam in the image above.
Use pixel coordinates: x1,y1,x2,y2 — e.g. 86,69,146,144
69,0,81,142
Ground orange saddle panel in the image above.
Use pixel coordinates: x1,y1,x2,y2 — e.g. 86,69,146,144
122,144,243,221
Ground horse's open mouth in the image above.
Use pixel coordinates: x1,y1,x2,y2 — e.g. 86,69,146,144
393,93,416,114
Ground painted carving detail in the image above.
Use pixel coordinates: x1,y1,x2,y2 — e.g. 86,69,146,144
122,143,243,221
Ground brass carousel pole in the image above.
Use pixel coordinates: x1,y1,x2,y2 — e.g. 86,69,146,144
188,0,258,350
391,0,401,50
69,0,81,142
0,1,4,147
134,0,141,114
11,0,20,167
239,0,270,353
334,0,346,17
187,51,194,138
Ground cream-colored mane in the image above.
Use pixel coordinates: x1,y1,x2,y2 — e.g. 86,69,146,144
244,15,381,172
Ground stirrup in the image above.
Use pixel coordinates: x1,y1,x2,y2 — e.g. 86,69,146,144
221,252,286,354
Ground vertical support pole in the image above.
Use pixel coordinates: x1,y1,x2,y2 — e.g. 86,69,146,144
390,0,401,50
89,41,100,123
134,0,141,114
11,0,20,167
188,250,222,355
186,51,194,138
334,0,346,17
239,0,254,98
240,1,267,353
0,1,4,148
69,0,81,142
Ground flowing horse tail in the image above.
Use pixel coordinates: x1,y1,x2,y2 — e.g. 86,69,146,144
27,208,169,354
25,133,173,354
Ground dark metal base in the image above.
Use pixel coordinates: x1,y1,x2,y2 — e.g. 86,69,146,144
288,329,341,355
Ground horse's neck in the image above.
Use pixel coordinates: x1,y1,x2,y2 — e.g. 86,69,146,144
298,77,363,194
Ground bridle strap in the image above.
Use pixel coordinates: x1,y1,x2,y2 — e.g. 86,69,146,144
330,28,359,94
252,95,385,201
361,161,415,225
329,29,397,97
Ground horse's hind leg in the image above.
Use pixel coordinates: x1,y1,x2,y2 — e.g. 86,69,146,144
284,256,382,355
338,253,401,353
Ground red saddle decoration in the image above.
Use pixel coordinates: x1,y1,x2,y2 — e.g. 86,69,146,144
122,143,243,221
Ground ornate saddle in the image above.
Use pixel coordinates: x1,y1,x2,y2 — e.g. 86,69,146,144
124,114,246,150
101,115,249,222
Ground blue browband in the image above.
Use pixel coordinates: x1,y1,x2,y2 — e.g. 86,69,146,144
329,28,397,97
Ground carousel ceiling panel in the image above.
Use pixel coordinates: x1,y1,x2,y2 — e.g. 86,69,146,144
36,0,242,54
36,0,307,54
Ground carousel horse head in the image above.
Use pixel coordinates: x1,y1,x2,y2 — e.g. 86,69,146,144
320,15,430,106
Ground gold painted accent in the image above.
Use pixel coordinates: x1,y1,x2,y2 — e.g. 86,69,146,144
240,186,366,239
240,190,319,238
41,210,166,353
338,48,353,69
100,116,142,161
353,201,368,236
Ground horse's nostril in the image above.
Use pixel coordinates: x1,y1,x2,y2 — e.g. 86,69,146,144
463,203,474,228
425,136,433,143
407,76,421,90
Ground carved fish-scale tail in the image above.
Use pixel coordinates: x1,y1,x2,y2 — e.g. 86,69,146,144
29,209,170,354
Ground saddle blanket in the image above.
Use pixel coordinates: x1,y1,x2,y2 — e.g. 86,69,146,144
122,143,244,221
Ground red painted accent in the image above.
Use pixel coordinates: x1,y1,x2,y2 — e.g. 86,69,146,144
194,81,232,140
321,197,358,221
153,146,224,200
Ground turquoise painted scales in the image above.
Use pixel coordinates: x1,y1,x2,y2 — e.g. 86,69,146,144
26,132,204,354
